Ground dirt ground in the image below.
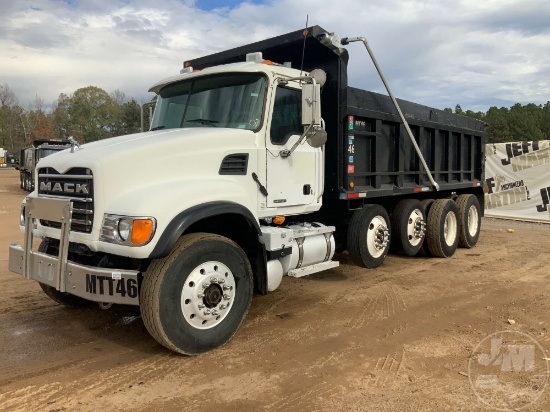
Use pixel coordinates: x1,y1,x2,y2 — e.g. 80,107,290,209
1,167,550,412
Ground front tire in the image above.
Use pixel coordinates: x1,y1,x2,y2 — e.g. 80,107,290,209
140,233,253,355
348,204,391,269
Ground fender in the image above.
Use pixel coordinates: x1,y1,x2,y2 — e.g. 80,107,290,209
149,201,261,259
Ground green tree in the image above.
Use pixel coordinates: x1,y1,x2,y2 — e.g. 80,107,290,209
507,103,543,141
51,93,72,139
109,90,141,136
69,86,117,142
0,83,26,151
118,99,141,135
484,107,512,143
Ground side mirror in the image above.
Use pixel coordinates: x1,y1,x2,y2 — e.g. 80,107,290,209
306,126,327,148
302,83,321,126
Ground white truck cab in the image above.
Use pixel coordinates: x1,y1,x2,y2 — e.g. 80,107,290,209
10,46,337,355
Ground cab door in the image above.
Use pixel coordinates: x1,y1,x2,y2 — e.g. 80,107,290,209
266,85,320,209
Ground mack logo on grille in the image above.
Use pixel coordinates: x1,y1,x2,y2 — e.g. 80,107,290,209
40,181,89,194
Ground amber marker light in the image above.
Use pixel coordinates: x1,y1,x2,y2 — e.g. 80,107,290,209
131,219,155,245
349,182,355,188
273,216,285,225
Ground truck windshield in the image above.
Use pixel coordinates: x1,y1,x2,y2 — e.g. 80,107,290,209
150,73,266,131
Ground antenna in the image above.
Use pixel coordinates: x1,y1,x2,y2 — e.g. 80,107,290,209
299,15,309,78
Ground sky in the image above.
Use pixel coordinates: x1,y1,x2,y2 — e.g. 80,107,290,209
1,0,549,112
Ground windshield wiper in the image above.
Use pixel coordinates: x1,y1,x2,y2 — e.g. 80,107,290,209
186,118,219,127
150,125,166,131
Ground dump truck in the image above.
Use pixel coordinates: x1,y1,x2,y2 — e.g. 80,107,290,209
9,26,485,355
18,139,71,191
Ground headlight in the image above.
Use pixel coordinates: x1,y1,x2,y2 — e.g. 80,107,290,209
100,214,156,246
117,218,132,242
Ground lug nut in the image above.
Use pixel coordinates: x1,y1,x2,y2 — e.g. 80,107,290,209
204,309,211,315
219,304,226,310
198,303,205,309
210,277,217,283
211,309,218,316
218,279,225,284
223,294,231,301
197,293,204,299
223,285,231,290
202,283,209,289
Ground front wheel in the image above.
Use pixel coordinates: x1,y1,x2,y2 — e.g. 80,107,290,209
140,233,253,355
348,204,391,269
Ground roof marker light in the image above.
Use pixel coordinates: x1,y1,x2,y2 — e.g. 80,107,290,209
246,52,263,63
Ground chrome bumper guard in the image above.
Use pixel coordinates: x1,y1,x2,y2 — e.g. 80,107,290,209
9,197,139,306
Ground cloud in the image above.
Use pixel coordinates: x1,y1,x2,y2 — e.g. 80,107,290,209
0,0,549,113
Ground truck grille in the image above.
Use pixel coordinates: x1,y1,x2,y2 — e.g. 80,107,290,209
38,167,94,234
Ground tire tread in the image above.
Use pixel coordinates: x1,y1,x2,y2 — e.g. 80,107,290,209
456,194,481,248
426,199,459,258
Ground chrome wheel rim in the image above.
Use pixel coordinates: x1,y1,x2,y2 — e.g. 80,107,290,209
467,205,479,237
407,208,425,247
367,215,390,258
181,261,236,330
443,212,458,246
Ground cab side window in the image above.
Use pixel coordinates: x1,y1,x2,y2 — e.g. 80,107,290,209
270,87,302,145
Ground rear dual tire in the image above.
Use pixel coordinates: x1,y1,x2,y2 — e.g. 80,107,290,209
456,194,481,248
426,199,460,258
391,199,426,256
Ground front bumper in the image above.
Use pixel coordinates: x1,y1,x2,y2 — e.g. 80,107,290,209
9,197,139,306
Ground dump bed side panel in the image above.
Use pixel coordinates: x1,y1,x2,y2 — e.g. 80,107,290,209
334,88,486,200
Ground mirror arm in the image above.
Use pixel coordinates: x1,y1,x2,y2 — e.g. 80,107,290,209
279,122,315,158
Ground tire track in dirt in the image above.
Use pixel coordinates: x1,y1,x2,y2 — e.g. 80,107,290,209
350,282,406,329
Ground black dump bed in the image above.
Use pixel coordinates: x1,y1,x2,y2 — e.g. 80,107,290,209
185,25,486,202
344,88,485,199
